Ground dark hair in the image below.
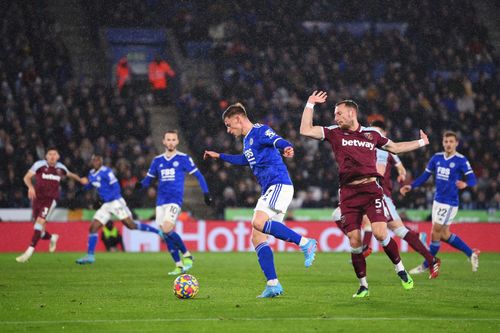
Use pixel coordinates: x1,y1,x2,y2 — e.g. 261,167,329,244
164,130,178,135
46,147,59,153
370,120,386,131
335,99,359,111
443,130,458,140
222,102,247,120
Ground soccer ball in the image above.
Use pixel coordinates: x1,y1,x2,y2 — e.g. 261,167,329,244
173,274,199,299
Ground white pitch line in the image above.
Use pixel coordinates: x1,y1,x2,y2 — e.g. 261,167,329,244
1,317,500,325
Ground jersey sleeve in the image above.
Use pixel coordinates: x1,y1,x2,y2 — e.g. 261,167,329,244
184,156,198,174
392,153,402,165
107,169,119,185
29,160,46,173
56,162,69,174
258,125,291,148
425,155,437,174
376,149,389,165
322,126,337,143
460,158,474,176
374,131,389,148
146,159,158,178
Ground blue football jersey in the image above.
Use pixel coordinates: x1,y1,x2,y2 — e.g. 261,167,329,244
146,152,198,206
243,124,292,193
422,152,475,206
87,166,122,203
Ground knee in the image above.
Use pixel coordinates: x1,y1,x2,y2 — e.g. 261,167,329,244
349,237,362,249
252,219,265,232
372,229,388,241
90,221,101,233
161,223,174,233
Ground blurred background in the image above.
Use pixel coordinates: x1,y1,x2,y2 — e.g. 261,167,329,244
0,0,498,222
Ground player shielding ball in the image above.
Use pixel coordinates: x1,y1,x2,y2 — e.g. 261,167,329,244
16,148,85,263
204,103,317,298
137,130,212,275
75,154,162,265
401,131,479,273
300,91,429,297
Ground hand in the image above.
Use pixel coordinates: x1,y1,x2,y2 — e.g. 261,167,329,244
419,129,429,145
134,182,142,190
204,150,220,160
204,193,213,206
80,177,89,185
400,185,412,196
456,180,467,190
307,90,328,105
282,146,294,158
28,187,36,200
397,174,406,183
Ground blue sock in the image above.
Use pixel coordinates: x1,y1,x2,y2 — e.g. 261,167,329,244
167,231,187,254
446,233,473,257
255,242,277,281
88,233,98,255
134,221,160,234
162,235,181,263
262,220,301,245
423,241,440,268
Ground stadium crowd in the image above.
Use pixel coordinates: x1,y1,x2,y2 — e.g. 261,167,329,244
0,1,157,209
1,1,498,218
174,0,500,216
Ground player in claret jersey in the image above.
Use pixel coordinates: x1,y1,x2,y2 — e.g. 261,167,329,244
332,120,441,280
300,91,429,298
401,131,479,273
16,148,86,263
204,102,317,298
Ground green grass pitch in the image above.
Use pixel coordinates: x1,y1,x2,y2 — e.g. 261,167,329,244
1,252,499,333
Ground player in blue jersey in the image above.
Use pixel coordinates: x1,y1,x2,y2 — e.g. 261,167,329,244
136,130,212,275
204,103,317,298
401,131,479,273
75,154,161,264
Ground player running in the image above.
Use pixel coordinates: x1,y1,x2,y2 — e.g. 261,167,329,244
204,102,317,298
137,130,212,275
401,131,479,273
75,154,162,264
333,121,441,279
16,148,85,263
300,91,429,298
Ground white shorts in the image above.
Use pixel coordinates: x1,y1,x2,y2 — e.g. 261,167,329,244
156,203,181,227
383,195,401,222
94,198,132,224
432,200,458,225
255,184,294,223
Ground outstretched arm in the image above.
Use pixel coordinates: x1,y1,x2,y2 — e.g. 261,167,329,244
384,130,429,154
400,170,432,196
67,171,87,184
204,151,249,166
300,91,328,140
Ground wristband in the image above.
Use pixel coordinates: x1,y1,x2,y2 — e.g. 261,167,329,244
305,102,315,109
418,139,425,147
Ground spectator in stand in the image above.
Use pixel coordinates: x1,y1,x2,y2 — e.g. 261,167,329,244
148,55,176,105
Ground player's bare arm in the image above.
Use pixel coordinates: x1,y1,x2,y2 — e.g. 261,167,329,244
23,170,36,199
400,184,412,196
203,151,220,160
67,171,86,184
384,130,429,154
300,91,327,140
396,163,407,183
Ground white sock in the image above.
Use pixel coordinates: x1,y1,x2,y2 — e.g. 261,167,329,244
395,261,405,272
267,279,279,286
359,277,368,288
299,237,309,246
183,251,191,257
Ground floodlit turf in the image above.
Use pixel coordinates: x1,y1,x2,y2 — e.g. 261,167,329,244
1,252,499,333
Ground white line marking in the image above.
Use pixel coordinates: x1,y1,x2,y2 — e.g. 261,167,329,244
2,317,500,325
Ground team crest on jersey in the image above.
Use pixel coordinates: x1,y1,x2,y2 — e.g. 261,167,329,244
340,215,346,224
450,162,455,168
363,133,373,140
264,129,276,139
173,161,179,167
160,163,163,167
249,138,254,146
